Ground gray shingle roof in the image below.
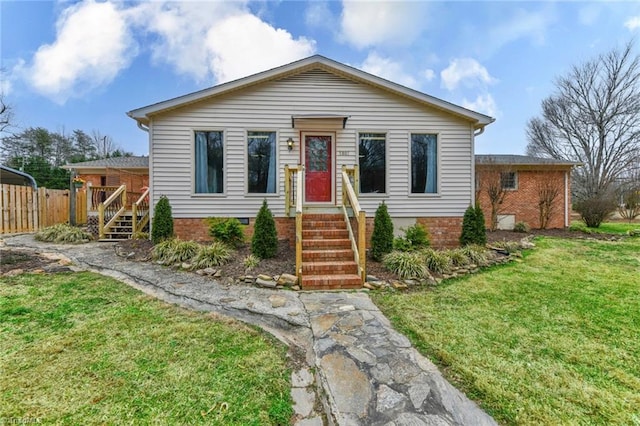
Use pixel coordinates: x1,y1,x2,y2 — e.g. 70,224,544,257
475,155,579,166
64,156,149,169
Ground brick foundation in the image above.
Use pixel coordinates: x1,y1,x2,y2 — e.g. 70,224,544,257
173,217,295,246
173,215,460,249
416,217,463,249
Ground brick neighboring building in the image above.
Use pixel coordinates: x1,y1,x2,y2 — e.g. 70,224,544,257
63,156,149,191
475,155,579,230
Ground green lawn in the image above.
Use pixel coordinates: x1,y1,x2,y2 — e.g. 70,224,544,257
373,236,640,425
588,221,640,235
1,272,292,425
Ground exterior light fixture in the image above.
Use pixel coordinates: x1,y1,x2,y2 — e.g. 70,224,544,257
287,137,294,151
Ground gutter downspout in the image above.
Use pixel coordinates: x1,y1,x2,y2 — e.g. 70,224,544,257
137,121,149,133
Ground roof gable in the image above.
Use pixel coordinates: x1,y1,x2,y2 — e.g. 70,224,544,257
128,55,494,129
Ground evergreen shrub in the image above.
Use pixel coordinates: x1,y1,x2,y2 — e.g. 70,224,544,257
252,200,278,259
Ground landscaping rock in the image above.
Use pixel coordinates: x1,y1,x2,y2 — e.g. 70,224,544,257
292,368,314,387
4,268,23,277
292,387,315,417
256,277,276,288
278,273,298,286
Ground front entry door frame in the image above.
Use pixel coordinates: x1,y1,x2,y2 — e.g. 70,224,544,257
302,132,335,205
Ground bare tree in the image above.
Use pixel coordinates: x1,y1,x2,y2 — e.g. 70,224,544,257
527,42,640,204
537,178,560,229
91,129,118,158
477,163,512,231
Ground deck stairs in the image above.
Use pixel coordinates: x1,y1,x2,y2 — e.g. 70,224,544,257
99,211,139,241
301,211,362,290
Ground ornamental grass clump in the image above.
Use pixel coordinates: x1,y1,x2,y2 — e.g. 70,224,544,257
461,244,490,266
421,248,452,274
243,254,260,270
191,241,233,269
382,251,428,279
35,223,93,244
152,239,201,266
448,248,471,267
252,200,278,259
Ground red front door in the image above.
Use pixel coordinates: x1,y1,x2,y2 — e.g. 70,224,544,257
304,135,332,202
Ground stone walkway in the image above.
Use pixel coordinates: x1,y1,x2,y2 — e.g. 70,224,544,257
1,235,496,426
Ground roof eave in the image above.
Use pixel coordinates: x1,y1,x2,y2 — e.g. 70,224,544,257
127,55,495,127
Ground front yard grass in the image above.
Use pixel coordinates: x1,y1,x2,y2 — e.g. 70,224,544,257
372,236,640,425
0,272,292,425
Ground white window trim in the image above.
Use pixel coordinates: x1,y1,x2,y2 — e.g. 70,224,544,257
191,128,227,197
244,129,280,197
357,130,389,197
408,131,441,197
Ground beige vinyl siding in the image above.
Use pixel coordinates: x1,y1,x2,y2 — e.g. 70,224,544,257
150,69,474,218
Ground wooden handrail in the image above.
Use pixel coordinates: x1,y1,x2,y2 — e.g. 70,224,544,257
341,167,366,282
132,187,150,235
98,184,127,239
295,166,304,283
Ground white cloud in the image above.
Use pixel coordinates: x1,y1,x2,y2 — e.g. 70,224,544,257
19,1,316,101
423,69,435,82
340,1,428,48
360,52,417,89
462,94,499,118
305,2,334,29
624,16,640,30
24,0,135,103
485,7,556,54
440,58,496,91
205,14,316,83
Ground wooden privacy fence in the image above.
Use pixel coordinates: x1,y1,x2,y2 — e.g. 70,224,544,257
0,184,87,234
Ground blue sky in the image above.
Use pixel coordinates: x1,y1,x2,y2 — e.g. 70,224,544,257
2,1,640,156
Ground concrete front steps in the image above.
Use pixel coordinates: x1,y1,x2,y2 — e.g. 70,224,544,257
301,213,362,290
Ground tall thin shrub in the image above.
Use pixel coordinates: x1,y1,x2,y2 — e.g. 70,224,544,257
152,195,174,244
252,200,278,259
371,202,394,261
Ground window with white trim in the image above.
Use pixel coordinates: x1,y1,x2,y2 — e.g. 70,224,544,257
247,131,277,193
358,133,386,194
411,133,438,194
194,131,224,194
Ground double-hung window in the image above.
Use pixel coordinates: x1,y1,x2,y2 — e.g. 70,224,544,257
194,130,224,194
247,131,277,193
411,133,438,194
500,172,517,190
358,133,386,194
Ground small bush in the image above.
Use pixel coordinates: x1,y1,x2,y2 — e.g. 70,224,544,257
569,222,591,233
152,239,179,264
393,237,414,252
574,195,616,228
131,231,149,240
627,229,640,237
382,251,428,279
461,244,490,266
513,222,530,233
371,202,394,261
152,195,174,244
460,204,486,246
474,203,487,245
421,248,452,274
243,254,260,270
448,248,470,267
207,217,245,248
192,241,233,269
35,223,93,244
252,200,278,259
